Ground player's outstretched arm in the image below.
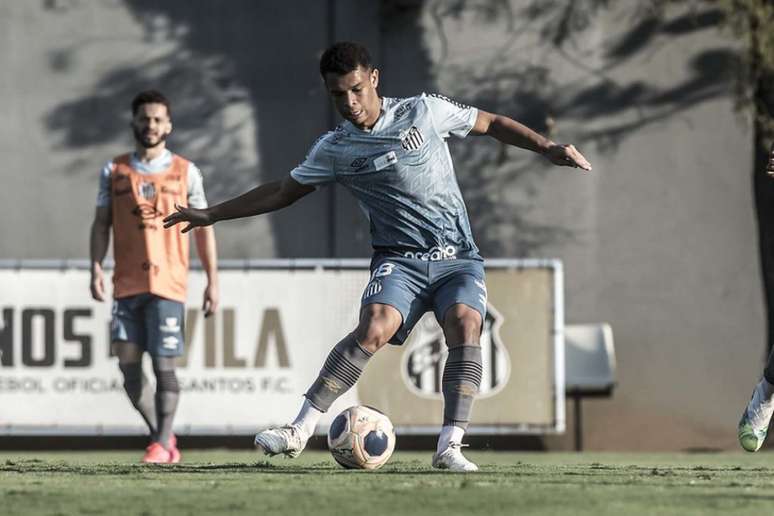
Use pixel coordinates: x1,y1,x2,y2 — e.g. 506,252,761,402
471,110,592,171
163,176,315,233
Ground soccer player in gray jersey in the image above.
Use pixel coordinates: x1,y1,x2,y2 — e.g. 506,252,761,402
164,42,591,471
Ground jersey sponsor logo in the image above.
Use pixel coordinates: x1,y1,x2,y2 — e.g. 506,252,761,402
373,151,398,171
132,204,161,220
403,245,457,261
393,101,412,121
401,304,509,400
401,126,425,151
428,93,470,110
350,157,367,168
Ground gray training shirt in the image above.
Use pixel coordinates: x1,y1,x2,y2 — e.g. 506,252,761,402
291,93,480,261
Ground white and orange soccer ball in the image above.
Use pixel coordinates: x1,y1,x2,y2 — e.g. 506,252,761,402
327,405,396,470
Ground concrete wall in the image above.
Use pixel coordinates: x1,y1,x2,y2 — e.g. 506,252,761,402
0,0,764,450
417,1,761,450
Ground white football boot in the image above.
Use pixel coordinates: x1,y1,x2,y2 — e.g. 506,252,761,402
432,442,479,472
254,424,309,458
738,380,774,452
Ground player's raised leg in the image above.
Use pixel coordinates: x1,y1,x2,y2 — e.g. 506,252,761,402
739,368,774,451
433,303,483,472
254,303,401,457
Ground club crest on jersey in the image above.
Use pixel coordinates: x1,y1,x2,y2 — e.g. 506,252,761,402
138,181,156,201
400,304,510,400
401,126,424,151
363,280,383,299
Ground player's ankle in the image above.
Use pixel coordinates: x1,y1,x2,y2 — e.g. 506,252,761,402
436,424,466,454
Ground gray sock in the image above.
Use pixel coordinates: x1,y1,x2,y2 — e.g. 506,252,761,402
305,333,372,412
152,357,180,448
441,345,483,430
119,361,157,437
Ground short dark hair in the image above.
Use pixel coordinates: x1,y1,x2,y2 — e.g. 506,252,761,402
131,90,171,117
319,41,373,77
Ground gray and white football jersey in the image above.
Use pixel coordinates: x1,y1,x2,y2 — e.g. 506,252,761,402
291,93,481,261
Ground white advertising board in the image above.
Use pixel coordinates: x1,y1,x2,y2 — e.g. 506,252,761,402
0,260,563,435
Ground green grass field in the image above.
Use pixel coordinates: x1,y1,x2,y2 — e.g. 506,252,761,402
2,450,774,515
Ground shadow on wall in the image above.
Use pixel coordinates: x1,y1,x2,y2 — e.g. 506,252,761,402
42,0,736,258
424,0,736,257
42,0,434,258
45,1,336,257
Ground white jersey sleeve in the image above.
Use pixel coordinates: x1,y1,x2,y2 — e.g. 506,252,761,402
96,160,114,208
290,135,336,186
186,162,208,209
424,93,478,139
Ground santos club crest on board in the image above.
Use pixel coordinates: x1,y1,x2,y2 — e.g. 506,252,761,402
400,304,510,399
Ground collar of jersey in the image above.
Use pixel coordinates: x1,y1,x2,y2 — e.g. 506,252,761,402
343,97,391,134
129,149,173,173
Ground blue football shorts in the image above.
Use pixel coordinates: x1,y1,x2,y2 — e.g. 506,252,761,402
361,254,487,344
111,293,185,357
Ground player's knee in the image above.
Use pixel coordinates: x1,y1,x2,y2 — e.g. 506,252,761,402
118,362,144,400
355,305,400,352
444,307,482,347
355,323,390,353
151,357,180,393
154,369,180,394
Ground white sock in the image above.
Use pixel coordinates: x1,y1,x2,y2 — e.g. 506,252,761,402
437,425,465,454
292,398,323,438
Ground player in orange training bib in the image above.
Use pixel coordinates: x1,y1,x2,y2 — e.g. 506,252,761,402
89,90,219,464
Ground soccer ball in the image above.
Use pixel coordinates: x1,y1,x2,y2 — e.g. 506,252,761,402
327,405,396,470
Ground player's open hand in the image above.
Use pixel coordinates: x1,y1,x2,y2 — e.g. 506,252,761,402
768,141,774,176
545,144,592,171
202,283,219,318
90,268,105,302
163,204,213,233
